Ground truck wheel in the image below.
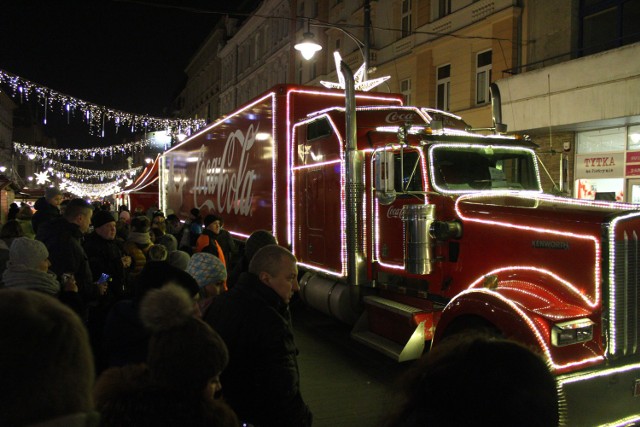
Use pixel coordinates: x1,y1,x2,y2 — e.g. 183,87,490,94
441,316,501,341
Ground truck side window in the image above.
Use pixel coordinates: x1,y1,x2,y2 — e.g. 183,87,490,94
307,118,332,141
394,150,423,194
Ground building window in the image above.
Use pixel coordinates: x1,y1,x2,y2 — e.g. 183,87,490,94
400,78,412,105
436,64,450,111
437,0,452,19
580,0,640,56
401,0,412,37
476,50,492,105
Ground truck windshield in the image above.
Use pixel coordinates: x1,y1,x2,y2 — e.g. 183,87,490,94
430,144,540,192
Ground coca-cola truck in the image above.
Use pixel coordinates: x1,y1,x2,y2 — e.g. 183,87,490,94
160,83,640,425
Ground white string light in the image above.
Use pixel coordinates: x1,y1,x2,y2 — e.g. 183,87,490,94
0,68,206,136
13,139,151,160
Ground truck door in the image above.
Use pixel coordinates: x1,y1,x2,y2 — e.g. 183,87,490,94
293,118,342,273
374,147,428,278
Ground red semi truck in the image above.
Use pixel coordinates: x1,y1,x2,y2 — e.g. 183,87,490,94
160,84,640,425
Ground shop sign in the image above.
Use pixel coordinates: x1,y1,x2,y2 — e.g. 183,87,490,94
626,165,640,177
627,151,640,163
575,153,624,179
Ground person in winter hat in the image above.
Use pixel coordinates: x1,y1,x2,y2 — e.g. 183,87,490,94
95,284,238,427
2,237,81,312
167,250,190,271
31,186,64,234
187,252,227,316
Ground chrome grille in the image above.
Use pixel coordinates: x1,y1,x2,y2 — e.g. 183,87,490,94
612,228,640,357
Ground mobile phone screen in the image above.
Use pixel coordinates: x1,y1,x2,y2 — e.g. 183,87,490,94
98,273,110,284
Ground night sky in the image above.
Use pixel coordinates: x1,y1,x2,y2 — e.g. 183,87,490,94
0,0,258,147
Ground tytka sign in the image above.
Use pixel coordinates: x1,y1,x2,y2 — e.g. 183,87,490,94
575,153,624,179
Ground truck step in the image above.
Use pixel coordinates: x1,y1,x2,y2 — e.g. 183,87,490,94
351,305,426,362
363,295,427,317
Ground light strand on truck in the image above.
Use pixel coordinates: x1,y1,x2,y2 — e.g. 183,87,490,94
558,361,640,385
595,414,640,427
368,145,430,269
428,143,542,195
451,288,604,371
468,266,599,308
291,114,347,277
285,88,403,247
455,193,602,307
608,211,640,355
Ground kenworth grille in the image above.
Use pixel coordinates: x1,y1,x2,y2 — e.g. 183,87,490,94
610,213,640,358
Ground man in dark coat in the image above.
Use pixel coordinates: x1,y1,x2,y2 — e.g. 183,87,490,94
31,186,64,234
84,210,131,300
203,244,312,427
36,198,106,310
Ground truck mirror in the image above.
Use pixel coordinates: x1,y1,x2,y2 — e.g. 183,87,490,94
375,151,396,205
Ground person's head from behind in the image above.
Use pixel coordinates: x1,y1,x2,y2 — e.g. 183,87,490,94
386,333,560,427
16,205,33,220
148,244,168,262
140,284,229,401
249,244,299,304
131,215,151,233
0,289,94,426
0,220,24,239
64,198,94,233
244,230,277,262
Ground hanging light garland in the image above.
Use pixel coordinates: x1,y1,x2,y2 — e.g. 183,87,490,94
13,139,151,161
0,68,206,136
39,159,142,181
61,177,126,199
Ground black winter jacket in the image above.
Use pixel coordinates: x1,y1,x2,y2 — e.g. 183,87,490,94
83,232,129,300
203,272,312,427
36,216,96,302
31,196,61,234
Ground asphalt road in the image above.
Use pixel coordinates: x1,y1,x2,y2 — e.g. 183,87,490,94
291,301,412,427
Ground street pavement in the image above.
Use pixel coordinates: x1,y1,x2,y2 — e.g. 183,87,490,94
291,302,411,427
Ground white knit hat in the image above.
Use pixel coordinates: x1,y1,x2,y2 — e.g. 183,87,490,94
10,237,49,269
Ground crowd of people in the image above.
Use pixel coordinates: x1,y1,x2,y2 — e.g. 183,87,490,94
0,189,561,427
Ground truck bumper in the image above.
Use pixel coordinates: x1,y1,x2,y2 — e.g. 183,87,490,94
558,360,640,426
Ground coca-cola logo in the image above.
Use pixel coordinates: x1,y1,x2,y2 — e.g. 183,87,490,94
192,124,258,216
386,112,416,123
387,206,403,219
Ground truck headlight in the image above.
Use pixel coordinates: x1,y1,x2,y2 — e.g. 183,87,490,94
551,318,594,347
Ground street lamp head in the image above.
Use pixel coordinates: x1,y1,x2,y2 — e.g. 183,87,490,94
295,32,322,60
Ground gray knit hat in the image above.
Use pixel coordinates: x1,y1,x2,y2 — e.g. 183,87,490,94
10,237,49,269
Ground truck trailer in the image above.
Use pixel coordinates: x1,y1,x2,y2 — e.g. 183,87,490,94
160,83,640,425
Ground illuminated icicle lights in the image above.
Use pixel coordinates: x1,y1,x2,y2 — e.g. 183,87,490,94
0,68,205,135
14,139,151,161
62,178,126,199
42,159,141,181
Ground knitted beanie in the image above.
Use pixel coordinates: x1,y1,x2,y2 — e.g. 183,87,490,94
92,210,116,228
10,237,49,269
186,252,226,288
167,250,190,271
157,234,178,252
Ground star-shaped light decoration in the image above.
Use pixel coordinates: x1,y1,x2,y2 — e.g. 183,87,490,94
35,170,51,185
320,52,390,92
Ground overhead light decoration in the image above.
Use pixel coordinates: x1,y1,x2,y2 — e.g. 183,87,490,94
13,139,151,161
61,177,126,199
34,170,51,185
40,159,141,181
320,52,390,92
0,68,205,135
